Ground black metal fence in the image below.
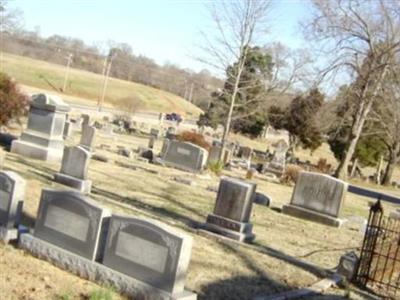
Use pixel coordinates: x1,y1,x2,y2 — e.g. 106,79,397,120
356,199,400,299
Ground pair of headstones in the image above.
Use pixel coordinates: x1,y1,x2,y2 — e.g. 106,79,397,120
161,140,208,173
0,171,26,242
20,189,195,299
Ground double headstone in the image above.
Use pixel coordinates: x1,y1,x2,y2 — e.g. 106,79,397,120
282,171,348,227
161,140,208,173
0,171,26,242
80,125,97,152
11,93,71,161
204,177,256,242
33,189,111,260
54,146,92,194
103,214,196,299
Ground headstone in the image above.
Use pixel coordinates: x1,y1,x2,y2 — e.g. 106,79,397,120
337,251,359,281
63,120,72,139
207,146,232,165
80,125,97,152
54,146,92,194
0,171,25,242
81,114,90,130
150,128,161,138
34,189,111,260
204,177,256,242
0,148,4,170
11,93,71,161
253,192,272,206
161,140,208,173
282,171,348,227
103,214,195,298
148,136,156,149
240,147,253,161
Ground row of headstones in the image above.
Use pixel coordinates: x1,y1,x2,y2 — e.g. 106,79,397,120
0,170,196,299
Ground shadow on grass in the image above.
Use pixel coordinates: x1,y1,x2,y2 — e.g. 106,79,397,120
198,242,348,300
91,185,201,228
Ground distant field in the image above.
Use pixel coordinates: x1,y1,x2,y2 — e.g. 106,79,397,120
0,53,202,116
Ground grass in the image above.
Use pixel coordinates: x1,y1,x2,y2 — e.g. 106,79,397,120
2,122,399,299
0,52,202,117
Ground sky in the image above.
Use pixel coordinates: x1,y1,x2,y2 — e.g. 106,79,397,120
8,0,312,73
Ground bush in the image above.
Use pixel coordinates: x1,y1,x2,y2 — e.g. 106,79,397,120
208,160,224,176
177,131,211,150
280,164,304,185
0,73,28,127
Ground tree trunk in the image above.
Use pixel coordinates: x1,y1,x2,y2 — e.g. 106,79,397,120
382,143,400,186
334,66,388,181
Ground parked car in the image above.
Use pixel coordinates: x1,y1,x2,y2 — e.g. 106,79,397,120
166,112,183,122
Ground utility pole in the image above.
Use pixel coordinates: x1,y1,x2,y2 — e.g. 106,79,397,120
188,82,194,103
98,50,116,112
62,53,73,92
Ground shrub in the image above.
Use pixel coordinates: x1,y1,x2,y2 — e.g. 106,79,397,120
0,73,28,127
280,164,304,185
208,160,224,176
177,131,211,150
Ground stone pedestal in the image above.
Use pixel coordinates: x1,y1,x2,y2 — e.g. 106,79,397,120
11,94,70,162
54,173,92,194
203,177,256,243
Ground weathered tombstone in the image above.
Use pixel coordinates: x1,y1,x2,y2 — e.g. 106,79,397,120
207,146,232,166
103,214,196,299
80,125,97,152
282,171,348,227
54,146,92,194
32,189,111,260
0,148,4,170
204,177,256,242
150,128,161,138
165,126,176,140
148,136,156,149
161,140,208,173
63,120,72,139
0,171,25,242
159,112,164,124
240,146,253,161
11,93,70,161
81,114,90,130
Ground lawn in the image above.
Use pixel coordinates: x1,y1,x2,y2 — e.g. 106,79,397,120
0,52,202,117
1,121,398,300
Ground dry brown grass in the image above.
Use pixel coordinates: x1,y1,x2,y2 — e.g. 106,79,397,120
1,125,399,299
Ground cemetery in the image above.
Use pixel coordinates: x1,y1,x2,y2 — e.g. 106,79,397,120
1,93,400,299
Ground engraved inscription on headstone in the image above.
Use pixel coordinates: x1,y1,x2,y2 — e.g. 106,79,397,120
34,189,110,260
103,214,193,294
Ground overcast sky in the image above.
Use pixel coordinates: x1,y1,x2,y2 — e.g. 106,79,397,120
9,0,312,72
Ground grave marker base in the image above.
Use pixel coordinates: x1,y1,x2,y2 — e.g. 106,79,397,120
0,227,18,243
54,173,92,194
282,204,344,228
11,140,63,162
202,214,255,243
19,233,197,300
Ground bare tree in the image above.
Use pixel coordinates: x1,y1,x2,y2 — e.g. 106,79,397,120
199,0,272,160
304,0,400,180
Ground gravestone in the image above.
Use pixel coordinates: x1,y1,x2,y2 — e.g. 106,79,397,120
0,171,25,242
54,146,92,194
0,148,4,170
103,214,196,299
240,147,253,161
282,171,348,227
33,189,111,260
263,139,289,176
11,93,71,161
150,128,161,138
161,140,208,173
80,125,97,152
207,146,232,166
63,120,72,139
204,177,256,242
148,136,156,149
81,114,90,130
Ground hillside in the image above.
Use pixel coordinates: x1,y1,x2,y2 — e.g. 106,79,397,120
0,53,203,117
